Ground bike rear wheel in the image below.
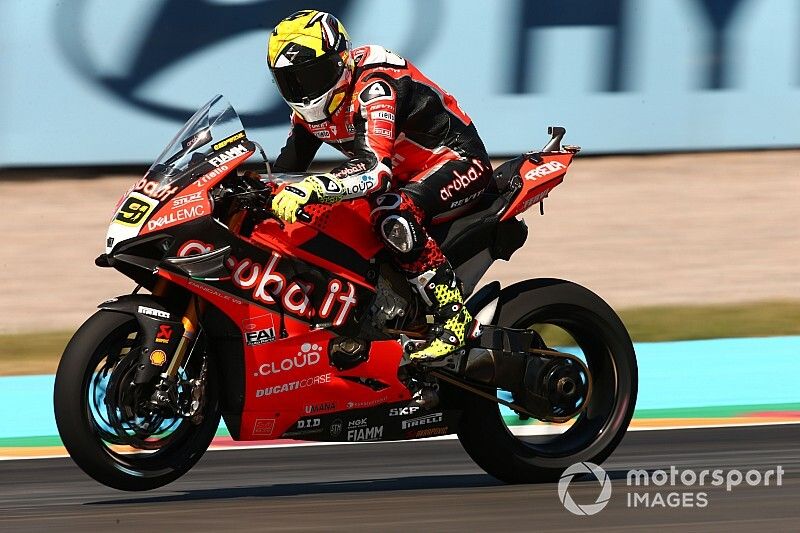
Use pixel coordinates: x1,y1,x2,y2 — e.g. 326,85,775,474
456,279,637,483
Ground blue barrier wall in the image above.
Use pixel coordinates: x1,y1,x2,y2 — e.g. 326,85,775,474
1,0,799,166
5,336,800,441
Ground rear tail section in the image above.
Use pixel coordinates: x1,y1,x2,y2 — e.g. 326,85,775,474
499,126,580,221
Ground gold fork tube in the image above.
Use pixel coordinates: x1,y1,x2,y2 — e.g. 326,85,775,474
165,296,205,377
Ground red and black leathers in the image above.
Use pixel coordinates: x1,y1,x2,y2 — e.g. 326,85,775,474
273,44,492,274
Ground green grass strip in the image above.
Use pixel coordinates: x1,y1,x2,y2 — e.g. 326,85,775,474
0,435,65,448
619,300,800,342
0,330,72,376
529,300,800,347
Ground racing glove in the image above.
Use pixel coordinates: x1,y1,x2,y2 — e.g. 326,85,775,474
271,174,344,224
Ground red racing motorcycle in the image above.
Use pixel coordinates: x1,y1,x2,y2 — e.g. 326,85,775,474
54,95,637,491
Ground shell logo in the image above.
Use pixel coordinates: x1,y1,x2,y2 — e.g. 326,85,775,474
149,350,168,366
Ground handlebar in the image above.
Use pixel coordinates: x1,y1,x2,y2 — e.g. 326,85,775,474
214,173,316,226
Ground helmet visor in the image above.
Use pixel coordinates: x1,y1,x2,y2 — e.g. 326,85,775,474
271,52,345,103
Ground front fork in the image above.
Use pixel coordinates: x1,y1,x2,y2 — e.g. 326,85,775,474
164,295,204,378
146,278,205,379
148,280,207,419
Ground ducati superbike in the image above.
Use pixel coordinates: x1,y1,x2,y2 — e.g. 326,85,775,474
54,95,638,490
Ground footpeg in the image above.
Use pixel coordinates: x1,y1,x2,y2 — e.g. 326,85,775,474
410,350,462,370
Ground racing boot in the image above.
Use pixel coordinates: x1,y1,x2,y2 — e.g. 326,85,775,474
408,262,474,365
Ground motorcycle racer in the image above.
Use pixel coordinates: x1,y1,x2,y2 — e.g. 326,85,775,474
266,10,492,363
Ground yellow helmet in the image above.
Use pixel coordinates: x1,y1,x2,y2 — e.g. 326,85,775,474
267,10,353,123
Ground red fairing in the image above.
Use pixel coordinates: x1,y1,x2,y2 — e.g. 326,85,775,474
156,269,313,337
239,338,409,440
140,149,253,235
501,153,575,221
155,267,410,442
164,239,364,329
298,197,378,257
248,198,383,287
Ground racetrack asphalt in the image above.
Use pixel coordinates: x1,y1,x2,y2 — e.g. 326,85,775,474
0,425,797,532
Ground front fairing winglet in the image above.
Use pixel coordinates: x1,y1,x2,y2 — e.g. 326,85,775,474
163,246,232,279
94,252,160,272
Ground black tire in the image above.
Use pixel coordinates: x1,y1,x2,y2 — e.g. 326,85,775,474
54,310,221,491
456,279,638,483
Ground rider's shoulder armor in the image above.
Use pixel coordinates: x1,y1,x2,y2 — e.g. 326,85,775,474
352,45,408,72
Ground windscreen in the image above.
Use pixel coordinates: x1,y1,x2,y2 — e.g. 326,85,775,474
105,95,268,255
148,94,256,186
